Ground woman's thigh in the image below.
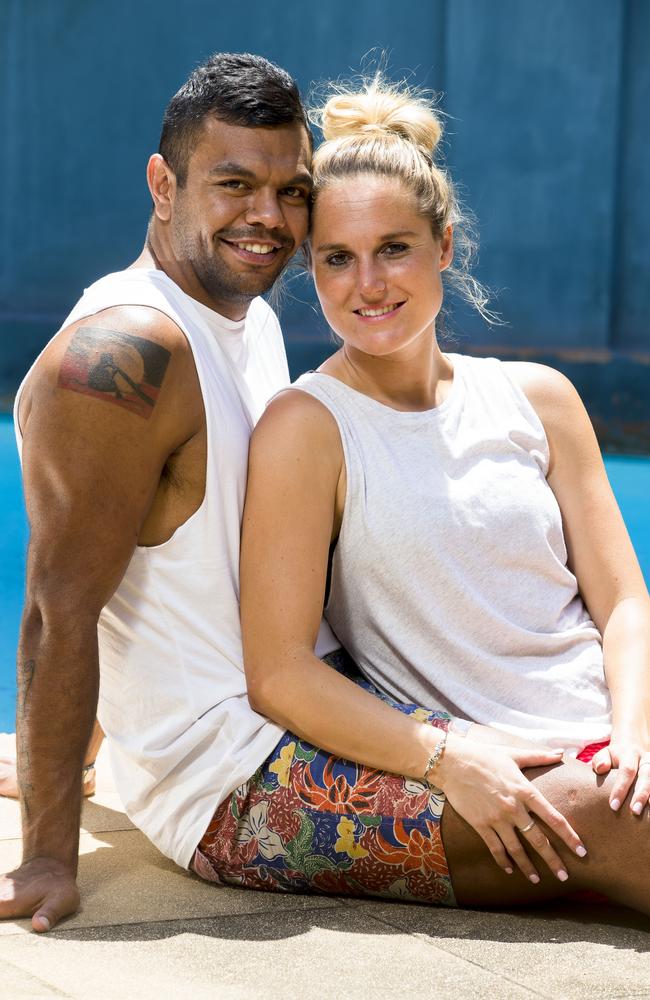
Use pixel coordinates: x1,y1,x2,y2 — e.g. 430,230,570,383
194,726,457,905
195,653,460,905
442,758,650,911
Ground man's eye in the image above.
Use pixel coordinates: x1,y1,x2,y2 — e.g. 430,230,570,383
282,187,307,200
219,180,248,190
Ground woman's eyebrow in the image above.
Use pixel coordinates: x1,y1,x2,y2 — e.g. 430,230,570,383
316,230,420,253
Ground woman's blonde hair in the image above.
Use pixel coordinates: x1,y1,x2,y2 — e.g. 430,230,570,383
309,76,494,322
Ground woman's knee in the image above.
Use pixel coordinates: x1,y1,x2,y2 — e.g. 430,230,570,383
528,758,649,864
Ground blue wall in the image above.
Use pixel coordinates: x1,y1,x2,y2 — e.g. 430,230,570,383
2,1,649,443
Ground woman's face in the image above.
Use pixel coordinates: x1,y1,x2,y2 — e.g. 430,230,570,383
310,174,452,359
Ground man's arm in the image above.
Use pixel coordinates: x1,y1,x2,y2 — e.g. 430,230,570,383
0,719,103,799
0,307,201,931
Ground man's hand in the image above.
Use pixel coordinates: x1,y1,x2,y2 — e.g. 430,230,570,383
0,858,80,932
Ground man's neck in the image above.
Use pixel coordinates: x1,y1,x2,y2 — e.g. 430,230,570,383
131,237,251,323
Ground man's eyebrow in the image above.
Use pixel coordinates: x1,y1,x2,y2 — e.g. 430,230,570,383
207,163,257,178
316,230,420,252
207,163,312,189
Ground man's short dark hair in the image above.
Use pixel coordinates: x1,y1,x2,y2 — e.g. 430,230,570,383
159,52,310,186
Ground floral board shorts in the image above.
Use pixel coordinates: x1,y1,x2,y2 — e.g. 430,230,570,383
192,649,456,907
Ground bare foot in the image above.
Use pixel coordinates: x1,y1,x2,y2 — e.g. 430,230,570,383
0,757,18,798
0,756,96,799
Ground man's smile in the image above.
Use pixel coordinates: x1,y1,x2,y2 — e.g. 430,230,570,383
219,233,291,266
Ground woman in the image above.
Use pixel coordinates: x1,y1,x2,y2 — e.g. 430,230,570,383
195,78,650,915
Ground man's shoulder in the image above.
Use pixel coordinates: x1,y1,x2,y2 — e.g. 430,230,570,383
42,292,192,378
247,296,282,334
63,267,191,348
19,293,198,433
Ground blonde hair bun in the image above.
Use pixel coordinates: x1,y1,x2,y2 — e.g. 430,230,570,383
319,81,442,155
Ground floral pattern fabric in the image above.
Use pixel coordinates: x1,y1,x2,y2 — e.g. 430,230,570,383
193,650,456,907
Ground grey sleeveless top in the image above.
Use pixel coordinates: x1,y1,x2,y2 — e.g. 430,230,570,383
293,354,611,753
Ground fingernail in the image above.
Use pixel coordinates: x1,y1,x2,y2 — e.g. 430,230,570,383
632,802,643,815
575,845,587,857
529,874,540,884
504,867,513,875
37,916,50,931
610,798,621,812
557,869,569,882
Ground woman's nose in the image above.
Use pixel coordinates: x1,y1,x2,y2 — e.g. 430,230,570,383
358,260,387,298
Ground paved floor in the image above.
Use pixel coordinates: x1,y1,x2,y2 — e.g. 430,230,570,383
1,732,649,1000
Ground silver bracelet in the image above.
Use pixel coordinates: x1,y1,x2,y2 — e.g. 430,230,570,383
423,730,448,786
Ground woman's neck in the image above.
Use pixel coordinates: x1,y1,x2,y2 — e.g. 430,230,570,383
319,335,454,413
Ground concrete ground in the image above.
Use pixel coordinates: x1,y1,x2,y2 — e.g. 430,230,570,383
1,733,649,1000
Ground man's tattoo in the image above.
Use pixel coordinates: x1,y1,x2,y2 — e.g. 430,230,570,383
17,657,36,716
58,326,171,419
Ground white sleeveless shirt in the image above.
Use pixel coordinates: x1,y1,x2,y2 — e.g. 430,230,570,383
294,355,612,754
13,268,337,868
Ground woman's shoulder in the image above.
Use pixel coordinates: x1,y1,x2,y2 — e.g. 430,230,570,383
252,384,343,463
501,361,585,428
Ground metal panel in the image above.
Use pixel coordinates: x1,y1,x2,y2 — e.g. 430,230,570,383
1,0,649,428
612,0,650,349
443,0,624,348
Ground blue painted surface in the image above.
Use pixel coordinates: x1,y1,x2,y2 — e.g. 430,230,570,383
1,412,648,733
0,415,27,732
1,0,649,397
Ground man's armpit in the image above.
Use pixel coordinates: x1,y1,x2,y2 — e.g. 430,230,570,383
57,326,171,419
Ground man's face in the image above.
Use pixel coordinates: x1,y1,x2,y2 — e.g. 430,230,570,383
168,117,312,318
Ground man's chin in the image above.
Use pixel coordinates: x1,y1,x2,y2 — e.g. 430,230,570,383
206,265,287,303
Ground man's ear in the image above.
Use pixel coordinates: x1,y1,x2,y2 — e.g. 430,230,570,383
147,154,176,222
439,225,454,272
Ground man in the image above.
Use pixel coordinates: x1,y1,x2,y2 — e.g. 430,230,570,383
0,51,336,932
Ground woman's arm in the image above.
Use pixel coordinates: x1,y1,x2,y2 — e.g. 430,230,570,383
241,388,585,881
509,362,650,814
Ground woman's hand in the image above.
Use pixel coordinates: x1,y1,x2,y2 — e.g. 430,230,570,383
436,737,586,883
591,737,650,815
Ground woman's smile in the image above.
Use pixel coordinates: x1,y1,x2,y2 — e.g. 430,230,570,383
354,301,406,321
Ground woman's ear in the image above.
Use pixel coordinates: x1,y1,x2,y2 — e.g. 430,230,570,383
439,225,454,272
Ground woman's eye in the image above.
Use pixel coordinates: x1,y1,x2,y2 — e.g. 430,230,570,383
325,252,350,267
383,243,408,256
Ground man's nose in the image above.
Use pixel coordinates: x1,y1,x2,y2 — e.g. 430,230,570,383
245,190,285,231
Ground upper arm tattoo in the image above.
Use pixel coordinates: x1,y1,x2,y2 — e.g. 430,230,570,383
57,326,171,419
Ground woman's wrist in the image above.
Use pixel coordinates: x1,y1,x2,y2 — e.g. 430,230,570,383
418,728,463,791
422,729,448,785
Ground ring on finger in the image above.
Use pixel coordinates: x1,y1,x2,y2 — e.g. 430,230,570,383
517,819,536,834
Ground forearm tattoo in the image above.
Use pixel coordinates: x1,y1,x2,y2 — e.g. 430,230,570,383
16,658,36,814
17,657,36,718
58,326,171,419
